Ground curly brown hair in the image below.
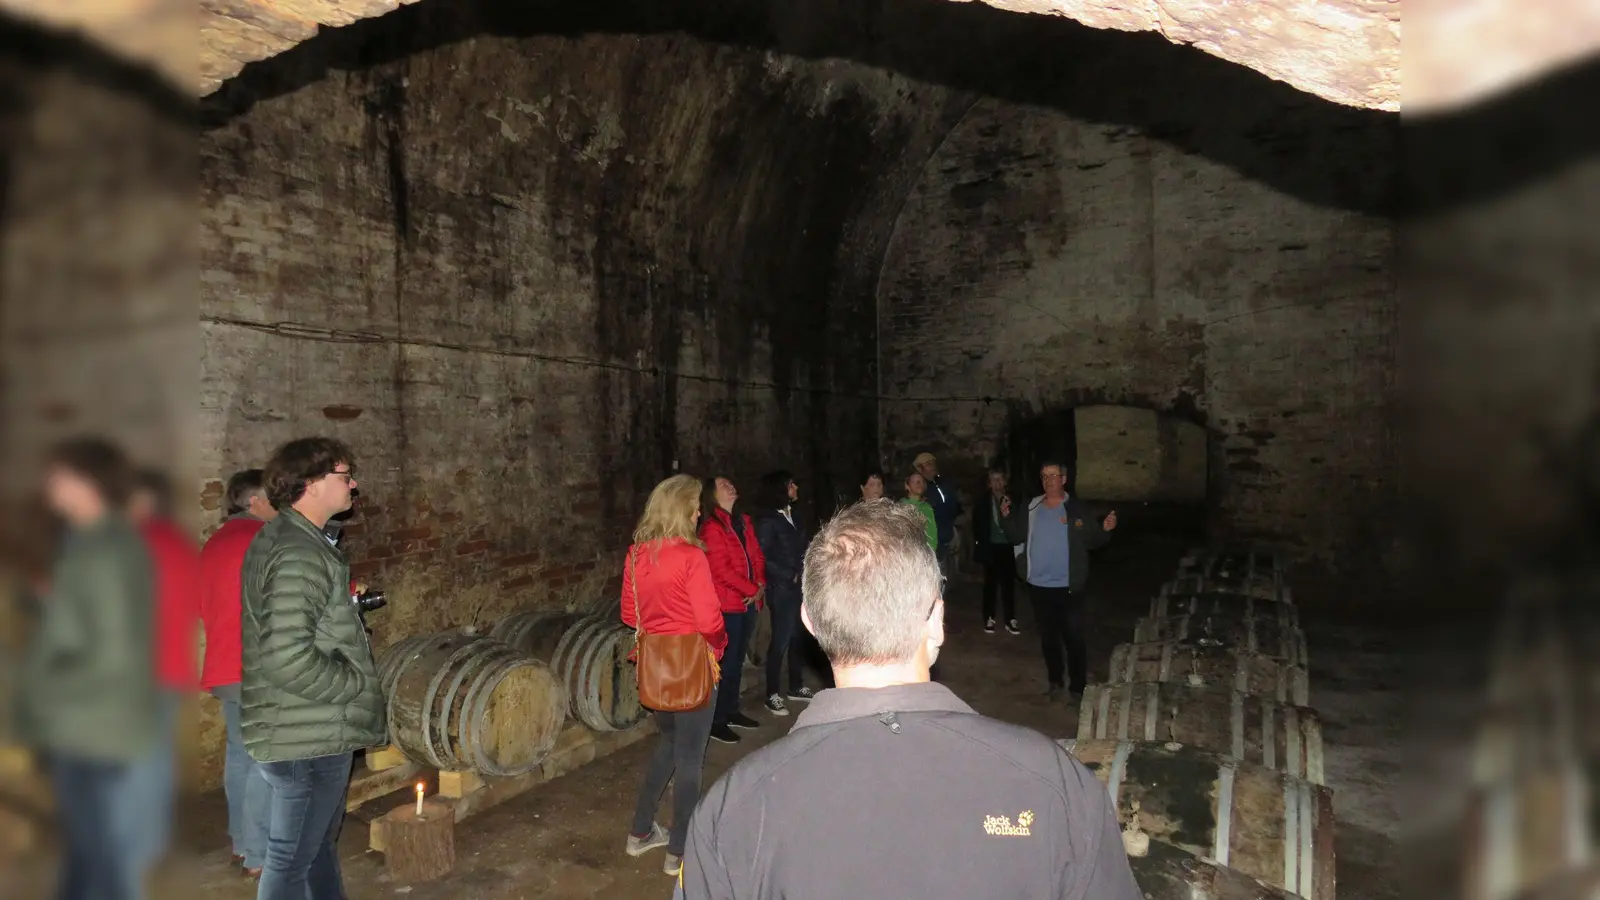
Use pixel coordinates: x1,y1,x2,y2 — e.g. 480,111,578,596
264,437,354,509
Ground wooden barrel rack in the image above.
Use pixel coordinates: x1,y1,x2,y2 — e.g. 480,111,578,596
378,631,567,777
1060,738,1335,900
550,615,649,732
1078,680,1325,784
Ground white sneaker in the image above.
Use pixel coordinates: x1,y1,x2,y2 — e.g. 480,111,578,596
626,822,669,857
664,853,682,876
764,694,790,716
984,617,996,633
1006,619,1021,635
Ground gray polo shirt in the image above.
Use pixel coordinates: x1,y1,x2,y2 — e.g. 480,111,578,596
678,682,1141,900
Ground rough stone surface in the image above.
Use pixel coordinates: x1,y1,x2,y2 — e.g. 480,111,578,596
876,94,1399,569
4,0,1600,113
194,16,959,788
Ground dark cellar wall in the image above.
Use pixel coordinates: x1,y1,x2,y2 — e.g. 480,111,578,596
877,81,1399,573
199,18,967,654
189,0,1406,786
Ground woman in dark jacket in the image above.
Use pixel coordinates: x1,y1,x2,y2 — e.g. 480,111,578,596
697,476,767,745
752,470,817,716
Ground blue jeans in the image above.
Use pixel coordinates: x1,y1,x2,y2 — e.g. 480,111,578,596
50,755,142,900
714,608,755,725
217,689,270,868
257,752,353,900
115,690,179,873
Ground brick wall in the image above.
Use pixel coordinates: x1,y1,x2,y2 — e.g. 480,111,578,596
878,96,1400,569
193,19,964,788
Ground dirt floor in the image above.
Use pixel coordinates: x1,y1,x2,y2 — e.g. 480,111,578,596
9,532,1433,900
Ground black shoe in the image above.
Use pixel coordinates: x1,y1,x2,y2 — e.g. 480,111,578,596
709,723,740,744
728,712,761,730
786,686,816,702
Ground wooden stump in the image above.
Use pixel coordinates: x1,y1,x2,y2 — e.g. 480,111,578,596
383,798,456,884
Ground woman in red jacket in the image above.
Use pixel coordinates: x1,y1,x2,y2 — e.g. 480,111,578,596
696,475,767,745
620,474,727,877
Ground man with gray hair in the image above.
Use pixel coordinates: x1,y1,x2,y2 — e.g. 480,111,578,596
675,500,1140,900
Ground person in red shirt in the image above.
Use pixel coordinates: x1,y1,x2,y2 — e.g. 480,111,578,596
120,468,201,877
198,469,277,877
696,476,767,746
619,474,728,877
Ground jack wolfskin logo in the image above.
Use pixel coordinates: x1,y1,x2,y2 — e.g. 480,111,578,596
983,810,1034,836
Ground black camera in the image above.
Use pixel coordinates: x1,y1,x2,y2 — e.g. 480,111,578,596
351,589,387,614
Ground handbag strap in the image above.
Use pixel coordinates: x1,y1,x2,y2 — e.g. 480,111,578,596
629,544,643,645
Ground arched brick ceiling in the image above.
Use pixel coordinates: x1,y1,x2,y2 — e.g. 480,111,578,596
0,0,1594,112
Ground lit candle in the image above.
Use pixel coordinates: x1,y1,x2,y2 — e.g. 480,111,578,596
415,782,425,817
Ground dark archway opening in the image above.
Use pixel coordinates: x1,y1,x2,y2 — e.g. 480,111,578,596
995,403,1210,551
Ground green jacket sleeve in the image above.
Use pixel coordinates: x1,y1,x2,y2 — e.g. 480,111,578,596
256,548,369,707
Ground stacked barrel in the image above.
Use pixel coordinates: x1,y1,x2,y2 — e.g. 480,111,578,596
371,606,651,778
1459,575,1599,900
1059,543,1334,900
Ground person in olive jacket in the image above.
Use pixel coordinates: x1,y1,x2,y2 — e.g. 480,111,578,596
17,437,156,900
241,437,384,900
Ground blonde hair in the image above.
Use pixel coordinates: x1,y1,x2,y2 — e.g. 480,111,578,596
632,474,706,555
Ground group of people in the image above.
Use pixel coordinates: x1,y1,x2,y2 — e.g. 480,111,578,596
872,455,1121,699
14,429,1126,900
14,434,378,900
620,473,1141,899
622,455,1123,886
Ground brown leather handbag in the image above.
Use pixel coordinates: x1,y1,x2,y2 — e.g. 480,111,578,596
630,546,719,712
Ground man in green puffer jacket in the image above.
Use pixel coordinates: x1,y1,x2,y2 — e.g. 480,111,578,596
241,436,384,900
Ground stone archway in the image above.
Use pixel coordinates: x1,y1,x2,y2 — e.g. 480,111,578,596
997,403,1210,522
1072,404,1206,503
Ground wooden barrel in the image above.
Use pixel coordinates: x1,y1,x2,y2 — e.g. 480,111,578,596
1132,613,1309,667
381,632,566,777
1108,640,1310,707
1166,572,1290,604
376,633,432,745
551,616,648,732
1151,588,1298,624
1058,738,1335,900
1128,838,1304,900
748,602,773,668
1178,545,1287,578
1078,681,1325,784
490,609,584,660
